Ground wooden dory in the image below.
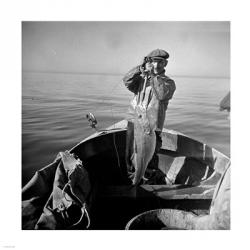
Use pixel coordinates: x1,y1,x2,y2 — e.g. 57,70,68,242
22,120,230,229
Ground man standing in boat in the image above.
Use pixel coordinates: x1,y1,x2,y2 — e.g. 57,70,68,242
123,49,176,184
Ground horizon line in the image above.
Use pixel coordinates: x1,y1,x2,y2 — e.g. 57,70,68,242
22,69,230,79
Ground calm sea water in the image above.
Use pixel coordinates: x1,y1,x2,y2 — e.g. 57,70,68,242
22,72,230,186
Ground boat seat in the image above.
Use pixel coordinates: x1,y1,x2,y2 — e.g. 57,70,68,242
99,184,215,200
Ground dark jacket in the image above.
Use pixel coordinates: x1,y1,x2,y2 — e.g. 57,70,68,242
123,65,176,131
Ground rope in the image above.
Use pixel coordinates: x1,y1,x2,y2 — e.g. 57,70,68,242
61,182,71,202
61,182,91,229
70,204,91,229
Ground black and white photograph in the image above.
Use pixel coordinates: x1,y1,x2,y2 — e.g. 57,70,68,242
21,21,230,230
2,0,250,248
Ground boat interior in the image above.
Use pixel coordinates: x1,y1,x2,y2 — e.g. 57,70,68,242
70,126,230,229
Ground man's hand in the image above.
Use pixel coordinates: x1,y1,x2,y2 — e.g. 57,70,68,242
140,61,154,76
144,62,154,74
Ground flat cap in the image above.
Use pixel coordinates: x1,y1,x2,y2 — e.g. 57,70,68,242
147,49,169,60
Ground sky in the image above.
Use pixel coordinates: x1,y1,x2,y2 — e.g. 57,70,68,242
22,21,230,77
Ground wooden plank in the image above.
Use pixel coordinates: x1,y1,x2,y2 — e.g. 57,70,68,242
100,184,215,200
141,185,215,199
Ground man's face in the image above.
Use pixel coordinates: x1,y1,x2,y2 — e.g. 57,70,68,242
151,59,167,74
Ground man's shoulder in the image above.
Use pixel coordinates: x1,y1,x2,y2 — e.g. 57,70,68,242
163,74,174,80
160,74,175,85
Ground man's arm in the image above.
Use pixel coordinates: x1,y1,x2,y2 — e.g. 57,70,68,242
150,76,176,101
123,65,143,94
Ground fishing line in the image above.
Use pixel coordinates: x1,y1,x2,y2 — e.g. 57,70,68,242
89,76,122,129
108,78,123,175
108,78,123,129
87,76,124,174
113,132,122,175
